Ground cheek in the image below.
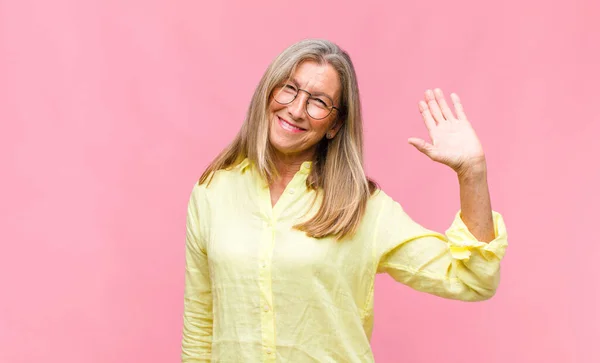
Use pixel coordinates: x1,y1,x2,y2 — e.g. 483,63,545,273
268,98,285,115
310,117,335,135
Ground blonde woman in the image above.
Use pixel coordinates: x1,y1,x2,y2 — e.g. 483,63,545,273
182,39,508,362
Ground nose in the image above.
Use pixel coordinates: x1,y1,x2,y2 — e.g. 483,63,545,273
287,91,309,120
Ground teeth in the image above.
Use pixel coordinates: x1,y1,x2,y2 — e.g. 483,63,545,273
280,118,302,131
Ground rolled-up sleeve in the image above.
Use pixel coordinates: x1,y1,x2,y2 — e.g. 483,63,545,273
182,183,213,362
374,192,508,302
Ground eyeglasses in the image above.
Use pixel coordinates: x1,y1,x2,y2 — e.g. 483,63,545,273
272,83,340,120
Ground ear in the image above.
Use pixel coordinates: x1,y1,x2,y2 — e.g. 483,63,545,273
327,117,344,139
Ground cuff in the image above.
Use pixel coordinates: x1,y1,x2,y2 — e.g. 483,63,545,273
444,210,508,261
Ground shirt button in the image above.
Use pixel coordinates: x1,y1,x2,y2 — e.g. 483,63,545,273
266,349,272,354
261,262,267,268
264,304,270,312
288,188,295,194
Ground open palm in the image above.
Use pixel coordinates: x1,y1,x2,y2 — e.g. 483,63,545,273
408,88,485,173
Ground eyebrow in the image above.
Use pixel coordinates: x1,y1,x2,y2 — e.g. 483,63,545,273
290,78,334,101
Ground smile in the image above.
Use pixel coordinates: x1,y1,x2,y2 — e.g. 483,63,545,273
278,116,306,133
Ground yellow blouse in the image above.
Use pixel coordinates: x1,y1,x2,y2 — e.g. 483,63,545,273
181,158,508,362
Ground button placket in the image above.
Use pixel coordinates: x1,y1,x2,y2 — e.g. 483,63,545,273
259,216,276,362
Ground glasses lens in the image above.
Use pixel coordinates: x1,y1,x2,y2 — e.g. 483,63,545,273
274,85,296,104
307,98,332,119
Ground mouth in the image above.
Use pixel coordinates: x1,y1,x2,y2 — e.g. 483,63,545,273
277,116,306,133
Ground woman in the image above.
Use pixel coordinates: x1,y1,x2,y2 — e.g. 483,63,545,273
182,39,508,362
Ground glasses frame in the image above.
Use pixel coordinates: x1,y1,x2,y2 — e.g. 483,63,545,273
272,84,340,120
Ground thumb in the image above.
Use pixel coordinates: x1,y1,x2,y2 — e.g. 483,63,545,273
407,137,435,157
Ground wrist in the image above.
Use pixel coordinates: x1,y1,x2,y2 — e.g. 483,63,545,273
456,159,487,180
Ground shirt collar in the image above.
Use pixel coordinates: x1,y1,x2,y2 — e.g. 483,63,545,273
238,158,252,173
237,158,312,175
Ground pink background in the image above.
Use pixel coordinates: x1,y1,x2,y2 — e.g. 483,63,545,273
1,0,598,362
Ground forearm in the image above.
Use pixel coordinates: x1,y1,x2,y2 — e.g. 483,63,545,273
457,161,495,242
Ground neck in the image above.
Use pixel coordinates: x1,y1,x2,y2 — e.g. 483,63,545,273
272,150,313,187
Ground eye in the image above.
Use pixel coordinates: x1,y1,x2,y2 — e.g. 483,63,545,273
310,97,329,108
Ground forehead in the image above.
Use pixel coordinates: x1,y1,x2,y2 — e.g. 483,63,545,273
290,60,341,102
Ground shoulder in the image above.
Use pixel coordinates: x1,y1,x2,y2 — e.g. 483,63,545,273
367,188,404,213
352,189,406,236
363,188,419,237
187,179,209,212
188,167,241,219
198,160,248,195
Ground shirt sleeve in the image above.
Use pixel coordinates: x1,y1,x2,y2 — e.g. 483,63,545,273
181,183,213,362
374,192,508,302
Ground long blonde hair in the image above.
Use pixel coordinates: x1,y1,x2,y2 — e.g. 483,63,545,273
198,38,377,240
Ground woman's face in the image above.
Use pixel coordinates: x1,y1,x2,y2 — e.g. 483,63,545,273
268,60,342,161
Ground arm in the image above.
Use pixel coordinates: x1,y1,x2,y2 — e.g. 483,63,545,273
407,88,499,244
181,184,213,362
374,191,508,301
388,88,508,301
457,161,495,242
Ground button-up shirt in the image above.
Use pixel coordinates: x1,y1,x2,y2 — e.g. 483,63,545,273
181,158,508,362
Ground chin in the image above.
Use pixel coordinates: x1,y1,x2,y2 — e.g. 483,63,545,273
269,134,307,158
268,114,318,158
269,135,298,156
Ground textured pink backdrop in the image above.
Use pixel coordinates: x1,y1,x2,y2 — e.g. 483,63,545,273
1,0,598,362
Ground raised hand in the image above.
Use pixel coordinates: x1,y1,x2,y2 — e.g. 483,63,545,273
408,88,486,174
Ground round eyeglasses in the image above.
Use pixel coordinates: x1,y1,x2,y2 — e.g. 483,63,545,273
272,83,340,120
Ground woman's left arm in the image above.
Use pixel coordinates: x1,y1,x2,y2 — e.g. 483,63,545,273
408,88,496,242
374,88,509,302
458,161,495,242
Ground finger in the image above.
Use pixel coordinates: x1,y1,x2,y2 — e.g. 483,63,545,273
434,88,456,120
450,93,468,120
425,89,445,123
418,101,436,131
407,137,435,158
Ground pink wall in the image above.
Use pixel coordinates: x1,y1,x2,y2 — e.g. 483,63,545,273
1,0,598,362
